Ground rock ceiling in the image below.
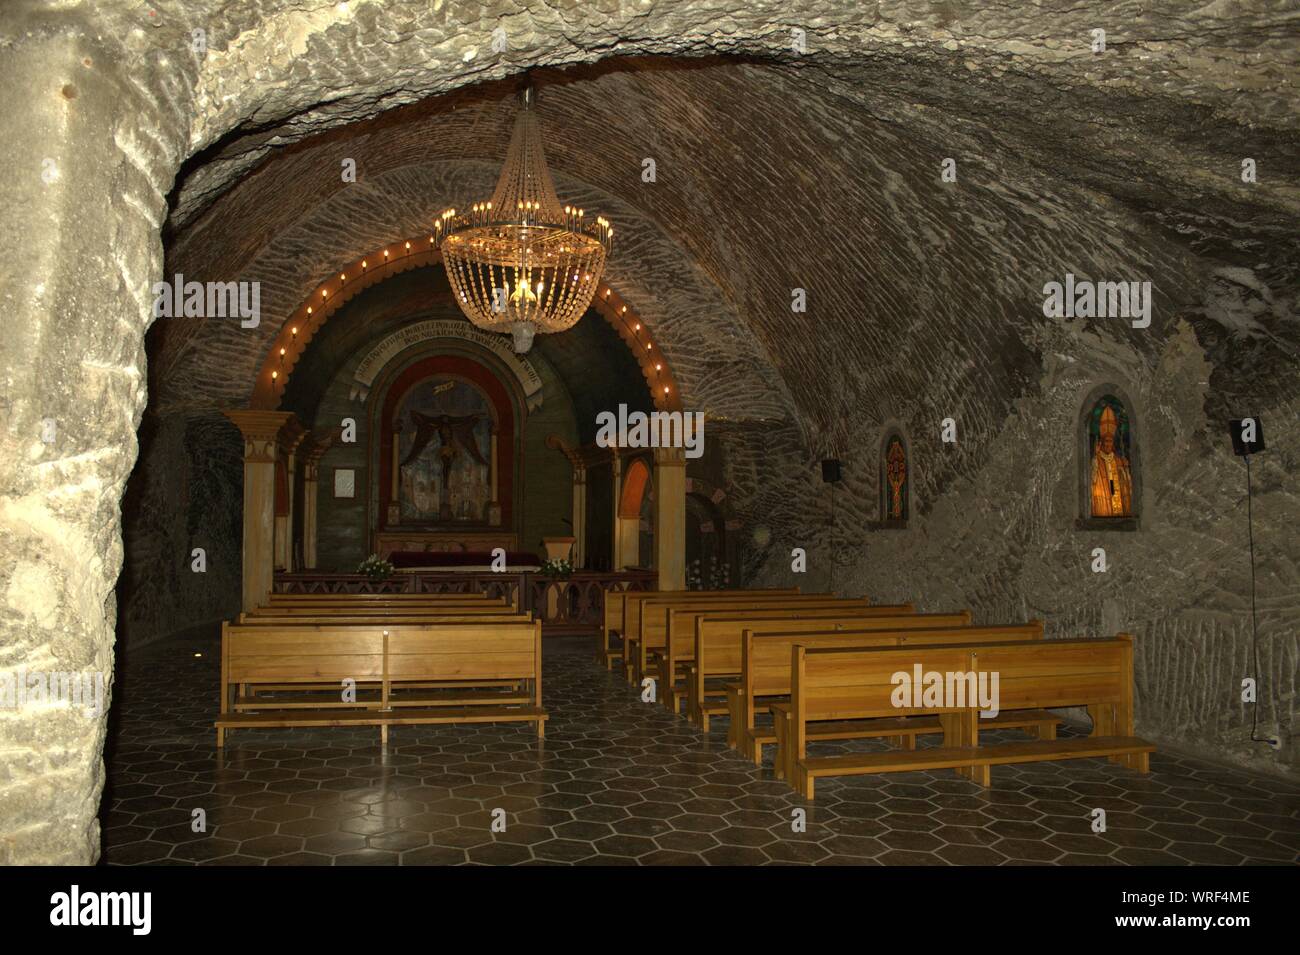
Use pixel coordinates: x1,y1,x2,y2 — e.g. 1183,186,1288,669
124,0,1296,453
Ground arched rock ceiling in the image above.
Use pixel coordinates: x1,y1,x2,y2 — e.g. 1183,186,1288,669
143,2,1298,455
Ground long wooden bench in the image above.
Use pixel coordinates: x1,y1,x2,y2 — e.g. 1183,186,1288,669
788,635,1154,798
230,610,533,694
658,603,919,715
650,600,884,711
764,624,1060,779
726,619,1034,756
687,611,970,731
595,587,795,670
602,588,799,671
216,617,546,746
626,592,845,686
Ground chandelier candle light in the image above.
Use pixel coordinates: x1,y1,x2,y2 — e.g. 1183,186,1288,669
437,84,613,354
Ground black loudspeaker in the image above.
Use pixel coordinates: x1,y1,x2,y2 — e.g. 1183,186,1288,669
1229,418,1266,457
821,459,842,483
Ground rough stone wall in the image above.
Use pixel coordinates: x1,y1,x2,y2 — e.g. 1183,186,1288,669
1,0,1295,865
117,412,242,649
741,320,1298,777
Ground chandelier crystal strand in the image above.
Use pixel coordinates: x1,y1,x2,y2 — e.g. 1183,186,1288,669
438,85,612,353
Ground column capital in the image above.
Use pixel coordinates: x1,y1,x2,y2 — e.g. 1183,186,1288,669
653,446,686,467
224,410,298,463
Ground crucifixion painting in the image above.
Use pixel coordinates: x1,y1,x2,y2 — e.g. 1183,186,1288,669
396,377,493,522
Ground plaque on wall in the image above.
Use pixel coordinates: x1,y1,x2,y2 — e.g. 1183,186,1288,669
333,468,356,499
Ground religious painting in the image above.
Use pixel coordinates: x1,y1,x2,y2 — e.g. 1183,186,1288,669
1086,395,1135,518
881,433,909,524
395,377,493,523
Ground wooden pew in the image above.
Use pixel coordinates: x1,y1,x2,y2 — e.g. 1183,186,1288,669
726,619,1032,754
603,588,799,671
232,609,532,694
761,625,1060,778
216,617,546,746
788,635,1154,798
626,592,845,686
654,601,889,714
687,611,984,731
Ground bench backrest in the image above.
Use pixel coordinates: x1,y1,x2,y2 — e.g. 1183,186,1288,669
692,605,937,678
619,589,800,642
667,601,888,661
791,636,1131,738
235,612,533,627
636,593,841,647
222,619,542,695
745,620,1036,700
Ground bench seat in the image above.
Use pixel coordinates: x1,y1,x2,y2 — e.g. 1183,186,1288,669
215,705,548,746
797,735,1155,798
766,704,1062,777
234,689,531,710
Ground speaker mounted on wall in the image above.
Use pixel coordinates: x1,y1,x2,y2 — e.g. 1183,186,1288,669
821,459,842,483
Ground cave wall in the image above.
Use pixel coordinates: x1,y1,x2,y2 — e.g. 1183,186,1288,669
741,320,1298,777
117,411,242,651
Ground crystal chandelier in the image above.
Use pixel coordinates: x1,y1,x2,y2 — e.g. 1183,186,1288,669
436,85,613,354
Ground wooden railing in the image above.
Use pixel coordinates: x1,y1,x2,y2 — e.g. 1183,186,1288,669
272,569,658,633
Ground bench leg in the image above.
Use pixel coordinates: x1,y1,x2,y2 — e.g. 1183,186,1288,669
536,719,546,739
216,727,225,748
772,713,786,780
381,723,389,749
943,711,985,784
794,763,814,800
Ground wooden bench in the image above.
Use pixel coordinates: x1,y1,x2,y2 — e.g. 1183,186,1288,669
727,620,1036,759
655,602,913,715
598,589,790,670
625,592,844,686
686,610,972,731
216,617,547,746
601,588,799,671
788,635,1154,798
651,600,883,711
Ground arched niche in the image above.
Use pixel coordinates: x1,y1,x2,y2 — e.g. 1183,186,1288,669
369,349,523,554
617,455,654,569
1076,383,1143,531
877,426,912,529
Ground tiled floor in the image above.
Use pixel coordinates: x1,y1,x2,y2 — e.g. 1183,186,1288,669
100,632,1299,865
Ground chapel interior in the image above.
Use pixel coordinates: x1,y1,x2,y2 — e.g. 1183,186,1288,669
1,1,1296,868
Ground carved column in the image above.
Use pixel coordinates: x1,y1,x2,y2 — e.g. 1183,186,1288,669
571,465,587,569
488,426,501,526
610,451,623,570
225,410,296,611
276,418,306,571
654,447,686,590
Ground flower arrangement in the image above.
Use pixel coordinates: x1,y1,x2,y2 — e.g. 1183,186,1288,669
357,554,395,580
539,557,573,579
